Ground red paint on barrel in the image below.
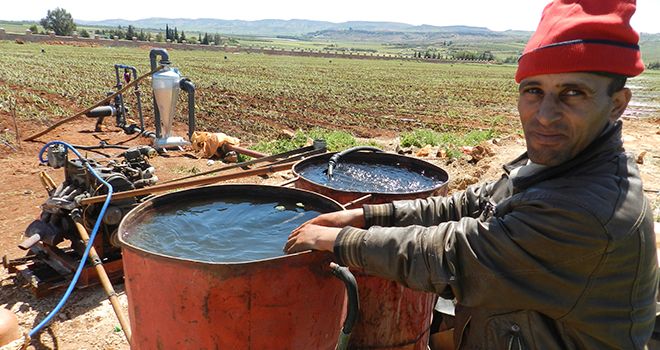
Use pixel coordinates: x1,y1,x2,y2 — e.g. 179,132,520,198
294,153,449,350
119,185,347,349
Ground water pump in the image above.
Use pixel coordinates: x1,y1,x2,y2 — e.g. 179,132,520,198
84,48,196,150
3,145,158,296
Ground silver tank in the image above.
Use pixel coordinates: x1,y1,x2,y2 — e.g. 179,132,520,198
151,66,181,139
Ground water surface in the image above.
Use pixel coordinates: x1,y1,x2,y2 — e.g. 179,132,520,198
298,161,444,193
124,197,321,262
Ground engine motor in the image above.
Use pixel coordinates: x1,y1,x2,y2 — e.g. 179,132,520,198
17,144,158,283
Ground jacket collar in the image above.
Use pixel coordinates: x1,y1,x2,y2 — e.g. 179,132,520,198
504,120,624,191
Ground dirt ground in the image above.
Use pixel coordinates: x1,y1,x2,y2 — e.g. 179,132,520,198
0,108,659,349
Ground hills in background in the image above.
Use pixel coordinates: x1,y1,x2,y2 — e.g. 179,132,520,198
76,18,529,38
75,18,660,61
2,17,658,62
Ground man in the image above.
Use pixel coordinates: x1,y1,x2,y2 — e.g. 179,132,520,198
284,0,658,348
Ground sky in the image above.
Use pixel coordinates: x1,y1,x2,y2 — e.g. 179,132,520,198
3,0,660,33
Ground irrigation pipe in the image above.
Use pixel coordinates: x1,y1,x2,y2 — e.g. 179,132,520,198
160,144,325,185
24,65,164,142
25,141,115,344
80,161,296,205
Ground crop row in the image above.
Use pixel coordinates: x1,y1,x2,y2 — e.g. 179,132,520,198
0,41,657,144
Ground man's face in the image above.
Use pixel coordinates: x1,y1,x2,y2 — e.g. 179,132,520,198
517,72,630,166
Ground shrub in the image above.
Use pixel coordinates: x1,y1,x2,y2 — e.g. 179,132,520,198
251,128,358,155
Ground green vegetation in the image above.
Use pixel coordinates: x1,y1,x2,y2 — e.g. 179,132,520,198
252,128,359,154
0,41,524,142
0,41,658,153
40,8,76,36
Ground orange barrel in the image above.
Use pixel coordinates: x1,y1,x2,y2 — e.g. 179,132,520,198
293,152,449,350
118,184,347,350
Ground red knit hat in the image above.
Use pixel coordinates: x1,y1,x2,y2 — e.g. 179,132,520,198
515,0,644,83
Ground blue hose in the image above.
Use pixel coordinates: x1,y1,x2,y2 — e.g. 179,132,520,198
28,141,114,338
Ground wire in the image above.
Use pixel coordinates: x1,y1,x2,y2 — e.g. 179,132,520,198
28,141,114,338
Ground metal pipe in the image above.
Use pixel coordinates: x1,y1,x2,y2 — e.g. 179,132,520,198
113,67,124,124
223,143,267,159
149,49,170,71
341,194,373,209
277,176,299,187
85,106,116,118
114,65,141,129
80,161,296,205
71,211,132,344
330,262,359,350
69,144,130,151
179,78,195,140
160,144,326,185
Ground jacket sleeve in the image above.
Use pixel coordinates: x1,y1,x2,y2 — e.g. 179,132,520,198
363,179,501,228
335,194,609,317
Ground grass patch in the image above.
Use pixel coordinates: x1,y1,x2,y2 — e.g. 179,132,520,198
400,128,497,159
251,127,360,154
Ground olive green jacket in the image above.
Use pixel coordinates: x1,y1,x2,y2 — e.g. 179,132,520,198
335,122,658,349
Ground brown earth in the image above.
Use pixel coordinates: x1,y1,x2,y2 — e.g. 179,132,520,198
0,111,659,349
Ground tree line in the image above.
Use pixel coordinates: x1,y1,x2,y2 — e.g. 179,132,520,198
34,7,236,45
413,50,495,61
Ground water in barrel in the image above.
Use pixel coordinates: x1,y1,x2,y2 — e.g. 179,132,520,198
298,162,445,193
123,197,321,262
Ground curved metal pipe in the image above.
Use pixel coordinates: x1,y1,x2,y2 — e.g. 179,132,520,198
327,146,382,179
330,262,359,350
179,78,196,140
149,48,170,71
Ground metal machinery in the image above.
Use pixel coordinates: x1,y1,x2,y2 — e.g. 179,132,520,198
2,48,196,296
3,144,158,296
85,48,196,150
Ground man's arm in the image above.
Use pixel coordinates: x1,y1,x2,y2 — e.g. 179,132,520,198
362,179,503,228
332,197,607,316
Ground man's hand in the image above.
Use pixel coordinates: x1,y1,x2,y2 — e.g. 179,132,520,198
284,224,342,254
299,208,366,229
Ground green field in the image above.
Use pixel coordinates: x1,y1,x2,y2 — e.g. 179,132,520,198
0,41,658,145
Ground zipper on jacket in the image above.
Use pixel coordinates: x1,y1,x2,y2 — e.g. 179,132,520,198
507,324,524,350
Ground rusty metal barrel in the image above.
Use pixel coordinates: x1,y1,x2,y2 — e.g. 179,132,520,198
118,184,347,350
293,151,449,350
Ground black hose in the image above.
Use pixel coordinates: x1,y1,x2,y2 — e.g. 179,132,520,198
330,262,359,350
327,146,382,179
179,78,196,140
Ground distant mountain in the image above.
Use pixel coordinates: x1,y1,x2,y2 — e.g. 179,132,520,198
76,18,529,39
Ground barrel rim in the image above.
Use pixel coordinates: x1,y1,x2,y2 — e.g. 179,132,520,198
292,151,450,196
118,184,344,265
